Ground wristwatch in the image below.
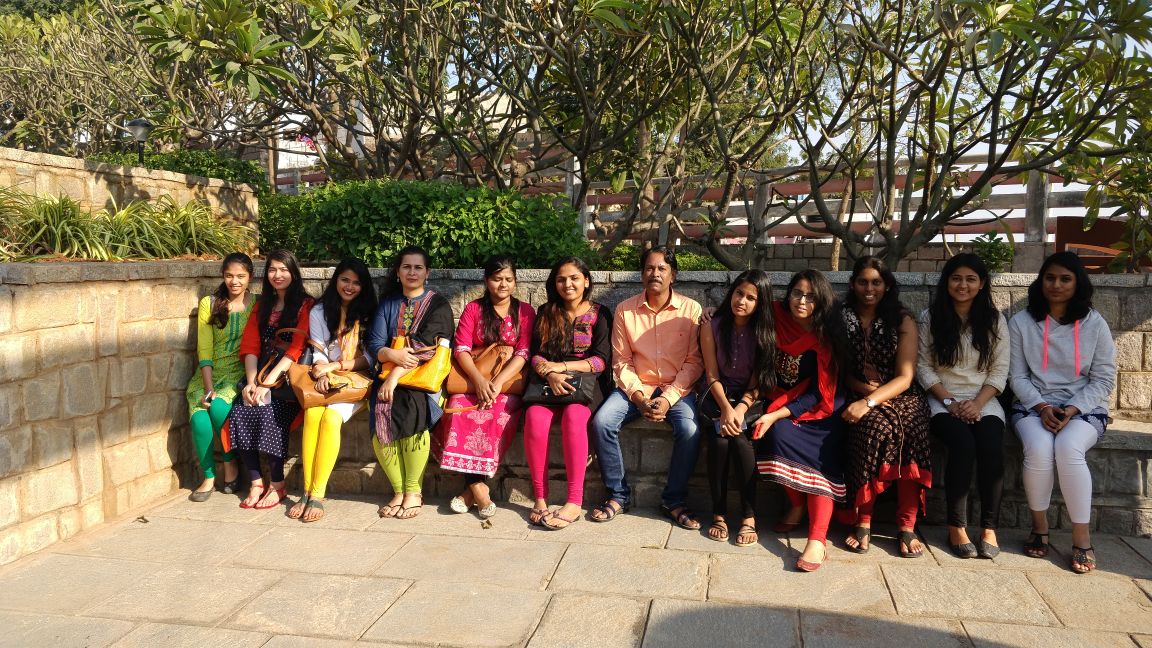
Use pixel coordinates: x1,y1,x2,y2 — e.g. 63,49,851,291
865,398,877,409
942,397,956,408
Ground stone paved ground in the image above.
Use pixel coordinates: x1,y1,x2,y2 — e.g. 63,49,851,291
2,492,1151,648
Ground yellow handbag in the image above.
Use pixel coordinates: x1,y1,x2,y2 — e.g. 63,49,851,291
378,335,453,393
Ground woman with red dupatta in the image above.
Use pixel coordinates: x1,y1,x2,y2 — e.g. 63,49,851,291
753,269,846,572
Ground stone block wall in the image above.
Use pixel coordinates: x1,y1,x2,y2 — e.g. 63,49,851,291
0,147,259,226
1,261,1151,565
753,241,1048,274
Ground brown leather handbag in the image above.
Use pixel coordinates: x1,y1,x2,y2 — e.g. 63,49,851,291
445,343,527,395
288,339,373,409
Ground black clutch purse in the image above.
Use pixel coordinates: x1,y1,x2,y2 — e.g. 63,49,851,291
523,371,596,405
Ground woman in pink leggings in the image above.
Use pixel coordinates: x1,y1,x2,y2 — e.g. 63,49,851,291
523,257,612,530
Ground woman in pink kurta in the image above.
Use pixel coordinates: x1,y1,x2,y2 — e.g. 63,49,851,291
436,256,534,518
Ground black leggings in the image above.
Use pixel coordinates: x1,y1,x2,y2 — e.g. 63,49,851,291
931,413,1004,529
707,427,757,519
238,450,285,484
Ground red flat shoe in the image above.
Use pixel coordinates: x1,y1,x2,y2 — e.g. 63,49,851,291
253,486,286,510
796,543,827,572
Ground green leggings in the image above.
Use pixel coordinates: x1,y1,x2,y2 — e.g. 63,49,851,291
372,432,430,494
189,397,236,479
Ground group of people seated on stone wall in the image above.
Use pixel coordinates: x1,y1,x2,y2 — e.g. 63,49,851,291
185,244,1116,575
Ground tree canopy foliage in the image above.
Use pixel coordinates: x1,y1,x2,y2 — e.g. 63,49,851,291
1,0,1150,265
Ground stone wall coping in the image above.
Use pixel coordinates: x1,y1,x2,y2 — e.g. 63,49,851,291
5,261,1150,287
0,147,257,194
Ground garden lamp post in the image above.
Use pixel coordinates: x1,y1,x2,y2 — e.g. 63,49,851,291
125,118,154,166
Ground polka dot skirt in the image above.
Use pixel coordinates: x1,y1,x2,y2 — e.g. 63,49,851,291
227,397,299,458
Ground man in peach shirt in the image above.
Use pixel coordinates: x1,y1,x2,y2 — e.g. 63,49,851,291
590,247,705,528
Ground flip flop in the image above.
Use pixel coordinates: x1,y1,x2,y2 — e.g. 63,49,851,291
661,504,701,530
288,495,310,520
541,509,579,531
302,499,325,523
708,519,729,542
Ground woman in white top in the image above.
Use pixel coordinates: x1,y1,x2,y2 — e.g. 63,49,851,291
917,253,1009,559
289,258,378,523
1009,251,1116,574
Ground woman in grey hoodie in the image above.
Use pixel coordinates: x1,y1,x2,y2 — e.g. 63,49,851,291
1008,251,1116,574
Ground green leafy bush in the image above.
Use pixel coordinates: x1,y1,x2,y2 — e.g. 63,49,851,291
599,243,725,271
87,149,268,191
258,189,312,254
971,232,1014,273
285,179,590,267
0,187,252,261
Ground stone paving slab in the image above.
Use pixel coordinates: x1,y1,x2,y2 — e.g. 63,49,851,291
366,498,530,540
0,610,133,648
256,496,388,532
642,599,798,648
374,535,566,590
1136,636,1152,648
883,563,1057,625
151,491,279,524
962,620,1142,648
1048,532,1152,580
0,553,154,615
224,572,410,639
84,563,283,625
108,622,270,648
549,544,709,599
261,637,417,648
1028,571,1152,634
227,526,412,575
524,508,672,549
361,580,550,647
799,611,967,648
917,527,1071,573
1126,537,1152,564
820,525,926,564
664,522,793,556
56,517,270,566
708,553,894,614
527,593,648,648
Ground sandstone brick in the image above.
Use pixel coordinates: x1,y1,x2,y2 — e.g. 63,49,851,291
1145,333,1152,371
56,507,85,540
0,526,19,565
98,402,131,448
169,352,195,391
147,355,172,392
79,498,103,529
119,321,157,356
0,333,35,383
37,324,95,370
127,470,176,509
22,370,60,421
0,478,18,529
1118,373,1152,411
154,283,200,318
12,285,82,332
61,362,105,417
130,392,171,438
18,514,59,557
105,483,131,518
32,420,74,469
327,467,363,494
0,286,12,334
162,317,196,351
120,285,154,322
1116,333,1146,372
108,356,148,397
21,461,79,517
0,424,31,479
103,438,152,486
95,288,121,356
74,421,103,500
1098,508,1135,535
1122,292,1152,332
146,433,176,472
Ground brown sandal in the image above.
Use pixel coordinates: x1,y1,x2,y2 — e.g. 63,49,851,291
707,519,729,542
661,504,701,530
734,524,758,547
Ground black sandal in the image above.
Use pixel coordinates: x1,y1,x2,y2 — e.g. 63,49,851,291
661,504,701,530
734,524,758,547
847,525,871,554
707,519,729,542
898,530,924,558
301,498,325,523
1023,531,1049,558
590,499,628,523
1071,546,1096,574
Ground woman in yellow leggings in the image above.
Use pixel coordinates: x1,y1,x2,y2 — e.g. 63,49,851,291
288,258,378,522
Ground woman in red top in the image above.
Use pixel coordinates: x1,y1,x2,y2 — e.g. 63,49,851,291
229,250,313,510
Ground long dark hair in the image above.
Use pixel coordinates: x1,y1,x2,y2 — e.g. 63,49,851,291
478,255,520,345
714,270,777,391
537,256,594,360
209,252,253,328
784,269,837,344
1026,251,1094,323
845,255,907,331
258,249,309,332
930,253,999,371
383,245,432,297
319,258,378,343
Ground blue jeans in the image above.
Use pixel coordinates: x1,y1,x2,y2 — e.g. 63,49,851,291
591,388,701,509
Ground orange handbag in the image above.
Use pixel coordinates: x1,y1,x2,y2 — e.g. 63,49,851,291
378,335,453,393
445,343,528,395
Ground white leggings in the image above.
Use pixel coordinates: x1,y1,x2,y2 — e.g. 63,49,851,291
1015,415,1099,524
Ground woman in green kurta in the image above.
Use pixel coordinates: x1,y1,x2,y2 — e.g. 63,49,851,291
186,253,256,501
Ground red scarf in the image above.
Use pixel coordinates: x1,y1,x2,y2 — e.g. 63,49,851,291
763,300,837,421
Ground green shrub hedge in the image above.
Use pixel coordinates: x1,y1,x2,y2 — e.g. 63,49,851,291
600,243,726,271
87,149,268,191
266,179,591,268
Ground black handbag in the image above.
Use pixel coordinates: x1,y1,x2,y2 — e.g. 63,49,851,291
523,371,596,405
